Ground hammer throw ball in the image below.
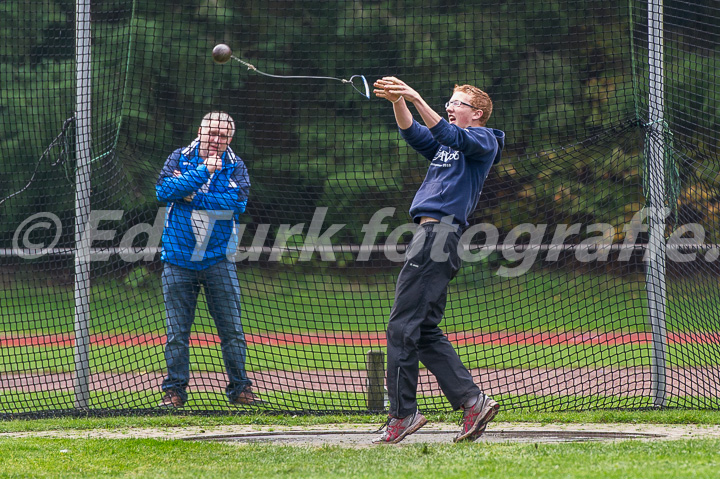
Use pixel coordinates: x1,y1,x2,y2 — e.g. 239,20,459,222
212,44,233,64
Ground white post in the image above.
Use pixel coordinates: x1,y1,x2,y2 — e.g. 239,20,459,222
646,0,668,408
73,0,92,410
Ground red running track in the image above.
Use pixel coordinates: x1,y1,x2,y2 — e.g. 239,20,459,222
2,330,720,348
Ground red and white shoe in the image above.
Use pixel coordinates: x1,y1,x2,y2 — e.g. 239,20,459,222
372,410,428,444
454,394,499,443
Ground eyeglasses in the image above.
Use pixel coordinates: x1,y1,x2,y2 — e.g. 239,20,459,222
445,100,479,110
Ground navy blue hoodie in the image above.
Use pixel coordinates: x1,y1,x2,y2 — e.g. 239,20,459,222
400,118,505,227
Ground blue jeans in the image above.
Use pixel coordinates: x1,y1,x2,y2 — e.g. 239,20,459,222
161,259,251,402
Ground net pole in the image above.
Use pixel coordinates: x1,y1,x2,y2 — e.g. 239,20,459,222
73,0,92,410
646,0,668,408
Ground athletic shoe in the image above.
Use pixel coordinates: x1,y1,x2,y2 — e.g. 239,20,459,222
372,410,428,444
158,389,185,408
229,386,264,406
454,394,499,443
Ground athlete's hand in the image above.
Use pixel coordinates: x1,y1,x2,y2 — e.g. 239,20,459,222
376,77,421,104
373,78,403,103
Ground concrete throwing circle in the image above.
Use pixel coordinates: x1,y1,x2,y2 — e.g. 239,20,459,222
185,428,664,447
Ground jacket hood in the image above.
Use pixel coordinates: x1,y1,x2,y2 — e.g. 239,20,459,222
491,128,505,164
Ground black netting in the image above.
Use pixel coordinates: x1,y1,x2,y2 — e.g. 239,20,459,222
1,0,719,417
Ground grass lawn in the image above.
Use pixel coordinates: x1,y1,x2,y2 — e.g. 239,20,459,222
3,267,709,335
0,411,720,478
2,437,719,478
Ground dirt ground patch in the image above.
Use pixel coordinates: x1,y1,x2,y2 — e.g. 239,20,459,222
4,423,720,447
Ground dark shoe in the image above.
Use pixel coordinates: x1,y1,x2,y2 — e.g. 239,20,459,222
229,386,264,406
372,410,427,444
454,394,499,443
158,390,185,408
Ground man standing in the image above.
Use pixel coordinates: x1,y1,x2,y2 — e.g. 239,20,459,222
155,111,260,407
372,78,505,443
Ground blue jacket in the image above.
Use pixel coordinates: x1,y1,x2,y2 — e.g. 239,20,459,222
400,119,505,227
156,140,250,270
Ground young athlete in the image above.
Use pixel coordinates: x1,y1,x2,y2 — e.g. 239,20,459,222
372,77,505,444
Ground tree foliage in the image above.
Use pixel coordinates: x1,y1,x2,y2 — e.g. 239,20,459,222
1,0,718,247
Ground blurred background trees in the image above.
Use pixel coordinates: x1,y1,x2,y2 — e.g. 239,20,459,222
1,0,717,251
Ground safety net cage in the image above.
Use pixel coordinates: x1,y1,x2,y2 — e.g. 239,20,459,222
0,0,719,417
